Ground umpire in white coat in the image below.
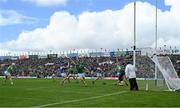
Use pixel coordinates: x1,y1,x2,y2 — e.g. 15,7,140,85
125,61,139,91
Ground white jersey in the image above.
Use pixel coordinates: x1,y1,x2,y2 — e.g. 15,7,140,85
125,64,136,79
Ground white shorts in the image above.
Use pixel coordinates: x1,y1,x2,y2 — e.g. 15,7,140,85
52,74,56,78
74,74,78,77
78,73,85,78
61,73,67,77
4,71,11,76
97,73,102,77
116,72,120,76
68,74,76,77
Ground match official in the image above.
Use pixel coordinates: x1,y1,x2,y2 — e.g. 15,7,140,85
125,61,138,91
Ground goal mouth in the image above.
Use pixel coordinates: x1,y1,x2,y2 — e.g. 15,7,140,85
137,47,180,91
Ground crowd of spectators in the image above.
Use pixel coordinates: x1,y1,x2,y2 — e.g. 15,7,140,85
170,55,180,77
0,55,180,78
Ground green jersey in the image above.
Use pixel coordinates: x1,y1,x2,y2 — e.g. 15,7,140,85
76,64,84,73
68,67,75,74
115,65,123,73
6,65,14,73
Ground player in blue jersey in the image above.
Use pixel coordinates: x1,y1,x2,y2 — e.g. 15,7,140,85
60,64,69,85
92,66,106,85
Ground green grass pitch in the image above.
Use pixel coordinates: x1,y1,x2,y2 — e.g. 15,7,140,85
0,78,180,107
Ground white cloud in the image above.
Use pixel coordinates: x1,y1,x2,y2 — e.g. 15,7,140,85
0,10,38,26
0,0,180,51
22,0,67,7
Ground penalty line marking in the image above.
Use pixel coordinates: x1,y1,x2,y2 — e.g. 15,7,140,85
34,91,127,107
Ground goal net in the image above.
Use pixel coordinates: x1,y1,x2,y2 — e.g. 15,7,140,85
151,55,180,91
138,48,180,91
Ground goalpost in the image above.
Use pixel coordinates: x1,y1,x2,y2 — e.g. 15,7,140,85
132,0,180,91
139,48,180,91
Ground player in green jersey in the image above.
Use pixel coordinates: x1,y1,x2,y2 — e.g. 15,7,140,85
3,63,15,85
76,62,89,86
67,64,78,82
61,59,78,85
115,62,128,86
115,63,124,85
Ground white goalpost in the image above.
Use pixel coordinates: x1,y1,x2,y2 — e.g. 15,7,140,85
132,0,180,91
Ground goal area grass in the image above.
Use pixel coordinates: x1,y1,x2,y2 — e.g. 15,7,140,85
0,78,180,107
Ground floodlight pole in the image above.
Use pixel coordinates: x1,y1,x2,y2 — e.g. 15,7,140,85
133,0,136,66
155,0,158,86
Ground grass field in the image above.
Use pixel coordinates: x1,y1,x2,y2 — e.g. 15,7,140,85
0,78,180,107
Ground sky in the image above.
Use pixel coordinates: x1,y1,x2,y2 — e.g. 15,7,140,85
0,0,179,52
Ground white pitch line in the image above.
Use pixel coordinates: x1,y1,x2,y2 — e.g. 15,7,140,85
0,96,41,101
34,91,127,107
